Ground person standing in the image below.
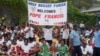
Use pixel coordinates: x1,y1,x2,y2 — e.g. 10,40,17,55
24,23,34,39
61,24,70,46
43,26,53,45
93,24,100,56
69,25,82,56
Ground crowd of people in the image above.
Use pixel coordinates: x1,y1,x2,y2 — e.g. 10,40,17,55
0,21,99,56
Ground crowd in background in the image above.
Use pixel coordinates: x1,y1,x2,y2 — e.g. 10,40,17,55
0,21,99,56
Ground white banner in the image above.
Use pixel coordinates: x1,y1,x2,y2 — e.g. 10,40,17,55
28,1,67,26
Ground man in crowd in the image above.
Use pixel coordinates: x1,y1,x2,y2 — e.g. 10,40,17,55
93,24,100,56
70,25,82,56
43,26,53,45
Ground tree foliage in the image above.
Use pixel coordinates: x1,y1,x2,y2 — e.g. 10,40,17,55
68,0,96,27
54,0,93,9
51,0,96,27
72,0,93,9
0,0,97,27
0,0,27,25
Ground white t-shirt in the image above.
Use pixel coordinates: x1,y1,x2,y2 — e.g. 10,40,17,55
39,42,49,47
24,27,34,38
81,45,93,55
6,40,11,46
21,44,31,53
85,30,92,36
80,23,85,28
43,28,53,40
81,46,88,55
68,23,73,29
29,41,36,48
10,33,15,40
29,27,34,38
85,30,90,36
0,37,4,44
24,26,30,38
62,28,69,39
17,40,24,47
87,45,93,54
20,29,24,33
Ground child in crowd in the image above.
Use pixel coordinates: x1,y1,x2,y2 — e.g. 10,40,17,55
49,42,58,56
53,27,60,41
81,42,88,56
1,42,8,55
58,40,69,56
39,40,50,56
10,39,21,56
81,40,93,56
21,39,31,56
52,38,59,47
87,40,93,56
31,43,41,56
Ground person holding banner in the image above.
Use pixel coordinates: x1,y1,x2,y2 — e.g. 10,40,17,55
53,26,60,42
24,23,34,39
61,23,70,46
43,26,53,45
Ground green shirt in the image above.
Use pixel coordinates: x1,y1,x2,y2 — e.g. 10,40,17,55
39,45,50,56
58,45,69,56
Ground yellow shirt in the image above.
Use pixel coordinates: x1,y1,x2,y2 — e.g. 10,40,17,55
52,38,58,44
35,37,40,43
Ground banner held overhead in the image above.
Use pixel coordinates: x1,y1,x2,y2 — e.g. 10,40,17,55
28,1,67,26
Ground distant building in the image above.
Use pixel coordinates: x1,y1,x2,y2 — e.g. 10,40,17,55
82,0,100,13
93,0,100,7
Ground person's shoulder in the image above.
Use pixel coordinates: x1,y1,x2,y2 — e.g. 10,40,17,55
70,30,75,34
99,30,100,33
64,45,68,47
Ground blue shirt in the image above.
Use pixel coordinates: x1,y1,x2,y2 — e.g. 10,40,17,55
94,30,100,47
70,30,81,46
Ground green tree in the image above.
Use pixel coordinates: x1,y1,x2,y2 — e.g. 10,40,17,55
51,0,93,9
0,0,96,27
72,0,93,9
51,0,96,27
0,0,27,25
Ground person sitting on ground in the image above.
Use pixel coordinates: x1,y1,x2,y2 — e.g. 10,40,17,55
20,39,31,56
1,42,8,55
9,39,21,56
30,43,41,56
58,40,69,56
39,40,50,56
49,42,58,56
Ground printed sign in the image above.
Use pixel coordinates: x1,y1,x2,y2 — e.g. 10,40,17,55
28,1,67,26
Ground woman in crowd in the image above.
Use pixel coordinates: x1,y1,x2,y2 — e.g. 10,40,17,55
10,39,21,56
21,39,31,56
39,40,50,56
58,40,69,56
49,42,58,56
31,43,41,56
0,21,98,56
